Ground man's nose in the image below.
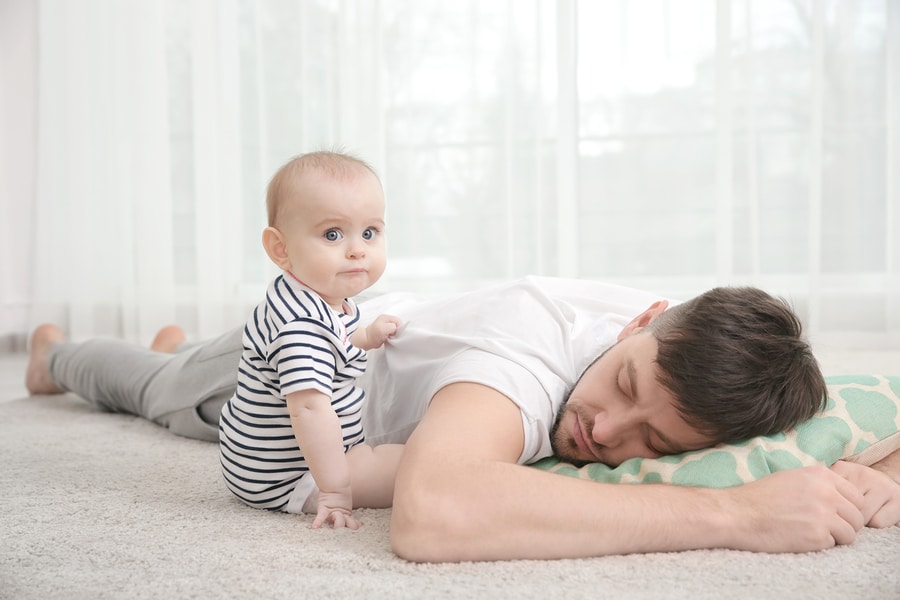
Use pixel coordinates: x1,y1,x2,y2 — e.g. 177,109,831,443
591,410,635,448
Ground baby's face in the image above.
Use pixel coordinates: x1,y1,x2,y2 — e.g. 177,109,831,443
276,168,386,308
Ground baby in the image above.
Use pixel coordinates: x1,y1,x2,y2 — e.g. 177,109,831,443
219,151,402,529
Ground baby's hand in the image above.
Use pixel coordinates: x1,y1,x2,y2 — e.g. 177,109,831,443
311,490,362,530
365,314,402,348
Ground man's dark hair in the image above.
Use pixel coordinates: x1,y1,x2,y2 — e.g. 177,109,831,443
648,287,826,444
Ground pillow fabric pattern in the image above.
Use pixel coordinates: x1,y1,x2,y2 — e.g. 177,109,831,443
532,375,900,488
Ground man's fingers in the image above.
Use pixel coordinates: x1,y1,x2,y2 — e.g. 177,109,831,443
831,506,862,546
834,470,866,511
868,496,900,528
833,469,865,543
830,459,900,527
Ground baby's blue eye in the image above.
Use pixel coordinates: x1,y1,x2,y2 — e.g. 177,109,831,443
325,229,342,241
362,228,376,240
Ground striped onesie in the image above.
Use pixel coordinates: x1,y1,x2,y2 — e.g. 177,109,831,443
219,272,367,512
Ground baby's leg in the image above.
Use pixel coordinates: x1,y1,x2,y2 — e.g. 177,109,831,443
346,443,404,508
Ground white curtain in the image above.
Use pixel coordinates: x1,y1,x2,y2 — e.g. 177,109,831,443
4,0,899,346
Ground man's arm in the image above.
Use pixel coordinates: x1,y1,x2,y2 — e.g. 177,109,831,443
870,446,900,486
390,382,866,563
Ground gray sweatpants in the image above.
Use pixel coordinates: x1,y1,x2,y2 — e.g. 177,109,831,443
47,328,243,442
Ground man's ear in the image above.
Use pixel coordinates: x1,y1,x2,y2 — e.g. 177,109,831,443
617,300,669,342
262,227,291,271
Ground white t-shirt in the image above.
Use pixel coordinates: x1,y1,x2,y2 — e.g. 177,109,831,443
356,276,668,465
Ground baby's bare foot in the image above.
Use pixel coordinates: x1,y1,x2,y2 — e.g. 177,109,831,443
25,324,65,395
150,325,186,353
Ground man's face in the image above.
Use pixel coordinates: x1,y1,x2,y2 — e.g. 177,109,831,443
550,331,715,467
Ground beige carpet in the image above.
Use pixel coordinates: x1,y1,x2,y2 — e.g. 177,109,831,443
2,351,899,600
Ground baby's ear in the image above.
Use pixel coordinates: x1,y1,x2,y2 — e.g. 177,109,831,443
262,227,291,270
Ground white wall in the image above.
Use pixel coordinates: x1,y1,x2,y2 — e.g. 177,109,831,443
3,3,898,350
0,0,36,349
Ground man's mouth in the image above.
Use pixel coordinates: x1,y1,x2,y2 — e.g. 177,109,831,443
572,416,601,462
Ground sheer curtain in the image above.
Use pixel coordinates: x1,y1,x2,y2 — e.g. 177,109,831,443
11,0,900,346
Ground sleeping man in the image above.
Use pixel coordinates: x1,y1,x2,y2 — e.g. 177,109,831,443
25,276,900,562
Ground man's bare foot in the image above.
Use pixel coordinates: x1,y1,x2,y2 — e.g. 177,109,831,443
25,324,65,395
150,325,186,353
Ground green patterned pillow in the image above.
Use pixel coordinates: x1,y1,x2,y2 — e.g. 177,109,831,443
532,375,900,488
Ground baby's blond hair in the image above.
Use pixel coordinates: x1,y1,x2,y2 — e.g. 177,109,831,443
266,150,379,227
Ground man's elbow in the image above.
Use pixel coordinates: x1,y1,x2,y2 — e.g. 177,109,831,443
389,486,468,563
389,505,434,562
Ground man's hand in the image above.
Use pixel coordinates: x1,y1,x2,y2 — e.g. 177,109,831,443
831,460,900,528
724,466,866,552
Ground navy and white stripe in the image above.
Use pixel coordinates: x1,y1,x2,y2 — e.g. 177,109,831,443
219,273,367,511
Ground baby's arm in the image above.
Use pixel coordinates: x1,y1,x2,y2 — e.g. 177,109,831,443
352,314,401,351
286,389,360,530
346,443,404,508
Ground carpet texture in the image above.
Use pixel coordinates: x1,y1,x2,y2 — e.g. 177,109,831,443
2,354,899,599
